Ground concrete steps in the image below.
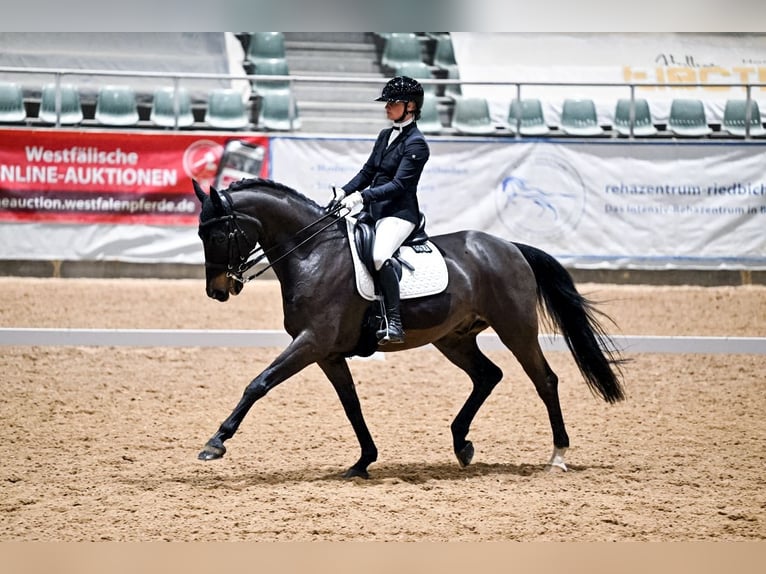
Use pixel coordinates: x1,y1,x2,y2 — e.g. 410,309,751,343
283,32,387,135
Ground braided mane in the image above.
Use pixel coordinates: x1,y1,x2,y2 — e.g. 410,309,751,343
226,177,323,211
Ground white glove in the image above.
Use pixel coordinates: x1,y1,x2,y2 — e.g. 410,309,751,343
340,191,364,209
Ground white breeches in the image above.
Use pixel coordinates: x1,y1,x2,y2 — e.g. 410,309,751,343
372,216,416,271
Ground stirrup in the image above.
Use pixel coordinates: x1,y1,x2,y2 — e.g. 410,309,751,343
376,316,404,345
377,329,405,345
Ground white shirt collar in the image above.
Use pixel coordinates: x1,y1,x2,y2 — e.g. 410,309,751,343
391,117,415,131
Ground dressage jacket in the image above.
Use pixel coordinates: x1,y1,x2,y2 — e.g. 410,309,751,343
342,122,430,225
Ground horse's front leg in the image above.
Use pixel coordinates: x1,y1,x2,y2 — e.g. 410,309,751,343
198,332,320,461
317,355,377,479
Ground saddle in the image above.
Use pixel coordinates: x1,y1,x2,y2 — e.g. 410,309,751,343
346,212,448,302
353,211,429,277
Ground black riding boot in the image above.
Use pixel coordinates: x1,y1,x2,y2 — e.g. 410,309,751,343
376,259,405,345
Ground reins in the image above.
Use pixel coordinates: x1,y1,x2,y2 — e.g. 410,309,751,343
236,203,347,282
203,200,348,284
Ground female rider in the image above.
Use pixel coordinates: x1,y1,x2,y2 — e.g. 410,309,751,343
338,76,430,345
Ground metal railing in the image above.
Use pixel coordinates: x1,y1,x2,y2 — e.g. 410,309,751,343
2,66,765,137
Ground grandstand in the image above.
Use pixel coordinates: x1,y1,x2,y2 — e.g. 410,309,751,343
2,32,765,137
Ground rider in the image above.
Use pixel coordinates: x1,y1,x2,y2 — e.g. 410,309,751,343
337,76,430,345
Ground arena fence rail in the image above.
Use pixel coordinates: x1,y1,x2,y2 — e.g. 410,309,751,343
0,328,764,355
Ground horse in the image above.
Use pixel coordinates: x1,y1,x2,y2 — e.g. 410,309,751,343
192,177,625,479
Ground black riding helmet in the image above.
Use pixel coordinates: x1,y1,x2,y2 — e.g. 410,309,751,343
375,76,424,121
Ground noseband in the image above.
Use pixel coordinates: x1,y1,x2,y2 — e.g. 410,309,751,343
199,213,257,282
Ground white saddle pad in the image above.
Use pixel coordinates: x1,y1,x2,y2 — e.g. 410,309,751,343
345,218,448,302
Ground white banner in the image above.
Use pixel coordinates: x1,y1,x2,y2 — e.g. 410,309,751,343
2,135,764,270
450,33,766,126
271,135,766,270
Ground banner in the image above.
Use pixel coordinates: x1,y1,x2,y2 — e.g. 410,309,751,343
451,33,766,126
0,129,269,226
1,129,765,269
271,135,766,270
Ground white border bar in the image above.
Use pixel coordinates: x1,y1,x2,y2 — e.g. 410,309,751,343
0,328,764,354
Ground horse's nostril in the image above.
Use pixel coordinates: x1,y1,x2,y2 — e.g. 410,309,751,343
214,289,229,301
207,287,229,301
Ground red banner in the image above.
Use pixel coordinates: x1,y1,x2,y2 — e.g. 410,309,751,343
0,128,270,226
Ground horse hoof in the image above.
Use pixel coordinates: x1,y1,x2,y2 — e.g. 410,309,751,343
197,441,226,461
546,446,567,472
343,467,369,480
456,441,474,468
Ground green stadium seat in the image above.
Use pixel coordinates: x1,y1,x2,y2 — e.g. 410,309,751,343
251,57,291,94
507,98,549,136
444,66,462,98
668,98,712,137
394,61,435,95
613,98,657,136
247,32,286,62
258,89,301,131
150,86,194,128
560,98,603,136
433,34,457,68
417,95,442,134
381,33,423,70
722,99,766,137
39,83,83,125
451,96,496,135
206,88,250,130
244,32,287,76
95,85,139,126
0,81,27,123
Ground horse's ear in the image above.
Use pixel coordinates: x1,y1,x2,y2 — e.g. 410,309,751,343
209,185,223,211
192,179,207,204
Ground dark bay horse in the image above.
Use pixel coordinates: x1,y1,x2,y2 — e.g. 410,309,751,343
193,177,625,478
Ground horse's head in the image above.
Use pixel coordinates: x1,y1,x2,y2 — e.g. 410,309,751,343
193,179,253,302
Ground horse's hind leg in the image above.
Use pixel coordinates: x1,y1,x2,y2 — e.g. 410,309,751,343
433,334,503,468
495,326,570,471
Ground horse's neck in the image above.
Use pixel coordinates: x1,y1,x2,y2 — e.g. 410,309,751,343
237,189,318,249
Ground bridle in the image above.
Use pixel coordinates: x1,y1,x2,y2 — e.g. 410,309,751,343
199,190,347,284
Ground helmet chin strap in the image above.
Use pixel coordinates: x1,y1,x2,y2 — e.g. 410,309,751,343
395,101,411,123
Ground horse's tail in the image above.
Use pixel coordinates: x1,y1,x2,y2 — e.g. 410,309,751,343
514,242,626,403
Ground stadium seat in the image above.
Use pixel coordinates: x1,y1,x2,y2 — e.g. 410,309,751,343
244,32,287,75
613,98,657,136
251,57,291,94
433,34,457,68
560,98,603,136
668,98,712,137
95,85,139,126
381,33,423,70
39,83,83,125
258,89,301,131
394,61,435,95
451,96,496,135
417,95,442,134
721,99,766,137
206,88,250,129
507,98,549,136
444,66,462,98
247,32,286,62
0,81,27,123
150,86,194,128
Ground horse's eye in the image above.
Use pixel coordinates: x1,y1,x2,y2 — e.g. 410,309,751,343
211,231,228,245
